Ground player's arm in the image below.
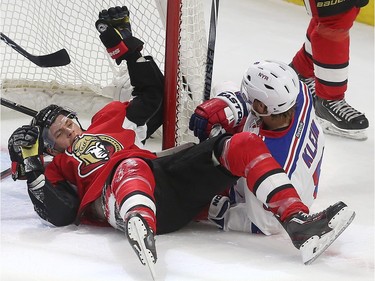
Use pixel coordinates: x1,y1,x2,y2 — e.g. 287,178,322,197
96,6,164,139
189,90,249,142
8,125,79,226
126,56,164,138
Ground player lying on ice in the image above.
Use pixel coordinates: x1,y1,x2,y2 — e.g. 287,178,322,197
189,60,356,265
7,6,355,278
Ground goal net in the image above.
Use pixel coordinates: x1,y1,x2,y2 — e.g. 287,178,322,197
0,0,208,148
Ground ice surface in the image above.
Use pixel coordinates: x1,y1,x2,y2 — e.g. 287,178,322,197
1,0,374,280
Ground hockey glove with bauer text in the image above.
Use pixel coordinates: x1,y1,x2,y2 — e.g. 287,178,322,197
96,6,144,64
189,91,249,142
8,125,44,180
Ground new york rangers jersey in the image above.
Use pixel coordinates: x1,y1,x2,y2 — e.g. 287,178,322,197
227,81,325,235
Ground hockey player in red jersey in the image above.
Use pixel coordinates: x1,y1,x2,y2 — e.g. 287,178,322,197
189,60,356,264
290,0,369,140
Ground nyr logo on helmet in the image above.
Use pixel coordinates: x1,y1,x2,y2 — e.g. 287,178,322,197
257,72,270,81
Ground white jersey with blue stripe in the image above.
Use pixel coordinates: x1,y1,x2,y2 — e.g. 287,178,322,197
227,82,325,235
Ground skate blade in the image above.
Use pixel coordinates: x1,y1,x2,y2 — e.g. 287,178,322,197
127,216,157,280
316,117,368,141
301,207,356,265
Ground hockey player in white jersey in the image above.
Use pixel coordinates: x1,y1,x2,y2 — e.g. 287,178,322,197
189,60,355,264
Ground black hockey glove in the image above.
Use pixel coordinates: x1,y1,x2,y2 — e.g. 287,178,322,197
8,125,44,180
96,6,144,65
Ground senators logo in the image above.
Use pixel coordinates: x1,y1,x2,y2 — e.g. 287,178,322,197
66,134,123,177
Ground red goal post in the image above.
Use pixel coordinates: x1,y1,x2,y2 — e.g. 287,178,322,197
163,0,180,149
163,0,208,149
0,0,208,149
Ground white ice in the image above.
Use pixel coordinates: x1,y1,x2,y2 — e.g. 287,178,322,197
1,0,374,280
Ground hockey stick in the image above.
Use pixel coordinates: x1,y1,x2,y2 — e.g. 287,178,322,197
1,168,12,181
0,99,54,181
1,97,38,117
203,0,220,101
1,159,53,182
0,32,71,67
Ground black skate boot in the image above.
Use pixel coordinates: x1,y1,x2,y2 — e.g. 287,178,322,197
314,96,369,140
125,212,157,279
282,201,355,265
288,64,368,140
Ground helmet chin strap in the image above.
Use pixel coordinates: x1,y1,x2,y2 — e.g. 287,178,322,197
74,116,85,131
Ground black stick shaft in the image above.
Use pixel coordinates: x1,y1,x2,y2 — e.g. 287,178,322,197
1,97,37,117
203,0,220,101
0,32,70,67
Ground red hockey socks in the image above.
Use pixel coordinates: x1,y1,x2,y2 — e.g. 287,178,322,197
218,132,309,221
109,158,157,233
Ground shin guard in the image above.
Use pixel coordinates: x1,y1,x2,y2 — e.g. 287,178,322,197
104,158,157,233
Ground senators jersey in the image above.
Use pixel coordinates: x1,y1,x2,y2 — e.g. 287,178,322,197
44,101,157,221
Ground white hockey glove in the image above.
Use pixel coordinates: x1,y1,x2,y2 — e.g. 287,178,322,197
208,195,231,231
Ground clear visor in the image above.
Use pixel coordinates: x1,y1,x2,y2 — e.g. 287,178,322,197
42,113,77,150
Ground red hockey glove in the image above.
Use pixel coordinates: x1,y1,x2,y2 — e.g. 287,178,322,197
96,6,144,64
189,91,249,142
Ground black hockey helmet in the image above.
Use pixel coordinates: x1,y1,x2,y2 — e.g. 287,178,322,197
32,104,77,129
31,104,80,153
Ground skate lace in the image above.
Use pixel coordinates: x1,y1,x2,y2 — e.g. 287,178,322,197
302,77,315,97
327,99,364,121
299,211,323,221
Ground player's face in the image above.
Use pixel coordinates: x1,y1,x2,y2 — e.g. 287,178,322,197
48,114,83,152
251,99,268,117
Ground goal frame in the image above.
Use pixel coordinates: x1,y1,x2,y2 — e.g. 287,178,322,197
1,0,208,149
163,0,181,149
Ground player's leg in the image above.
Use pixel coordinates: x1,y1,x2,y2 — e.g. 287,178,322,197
217,132,355,264
310,7,369,139
150,134,240,234
292,1,369,139
102,158,157,270
207,193,282,235
291,17,317,81
217,132,308,220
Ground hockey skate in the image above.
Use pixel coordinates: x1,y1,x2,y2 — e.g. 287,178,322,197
289,64,368,140
282,201,355,265
125,212,157,280
314,96,369,140
300,77,316,100
289,64,316,101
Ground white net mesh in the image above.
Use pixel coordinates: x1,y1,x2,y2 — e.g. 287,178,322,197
0,0,207,145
